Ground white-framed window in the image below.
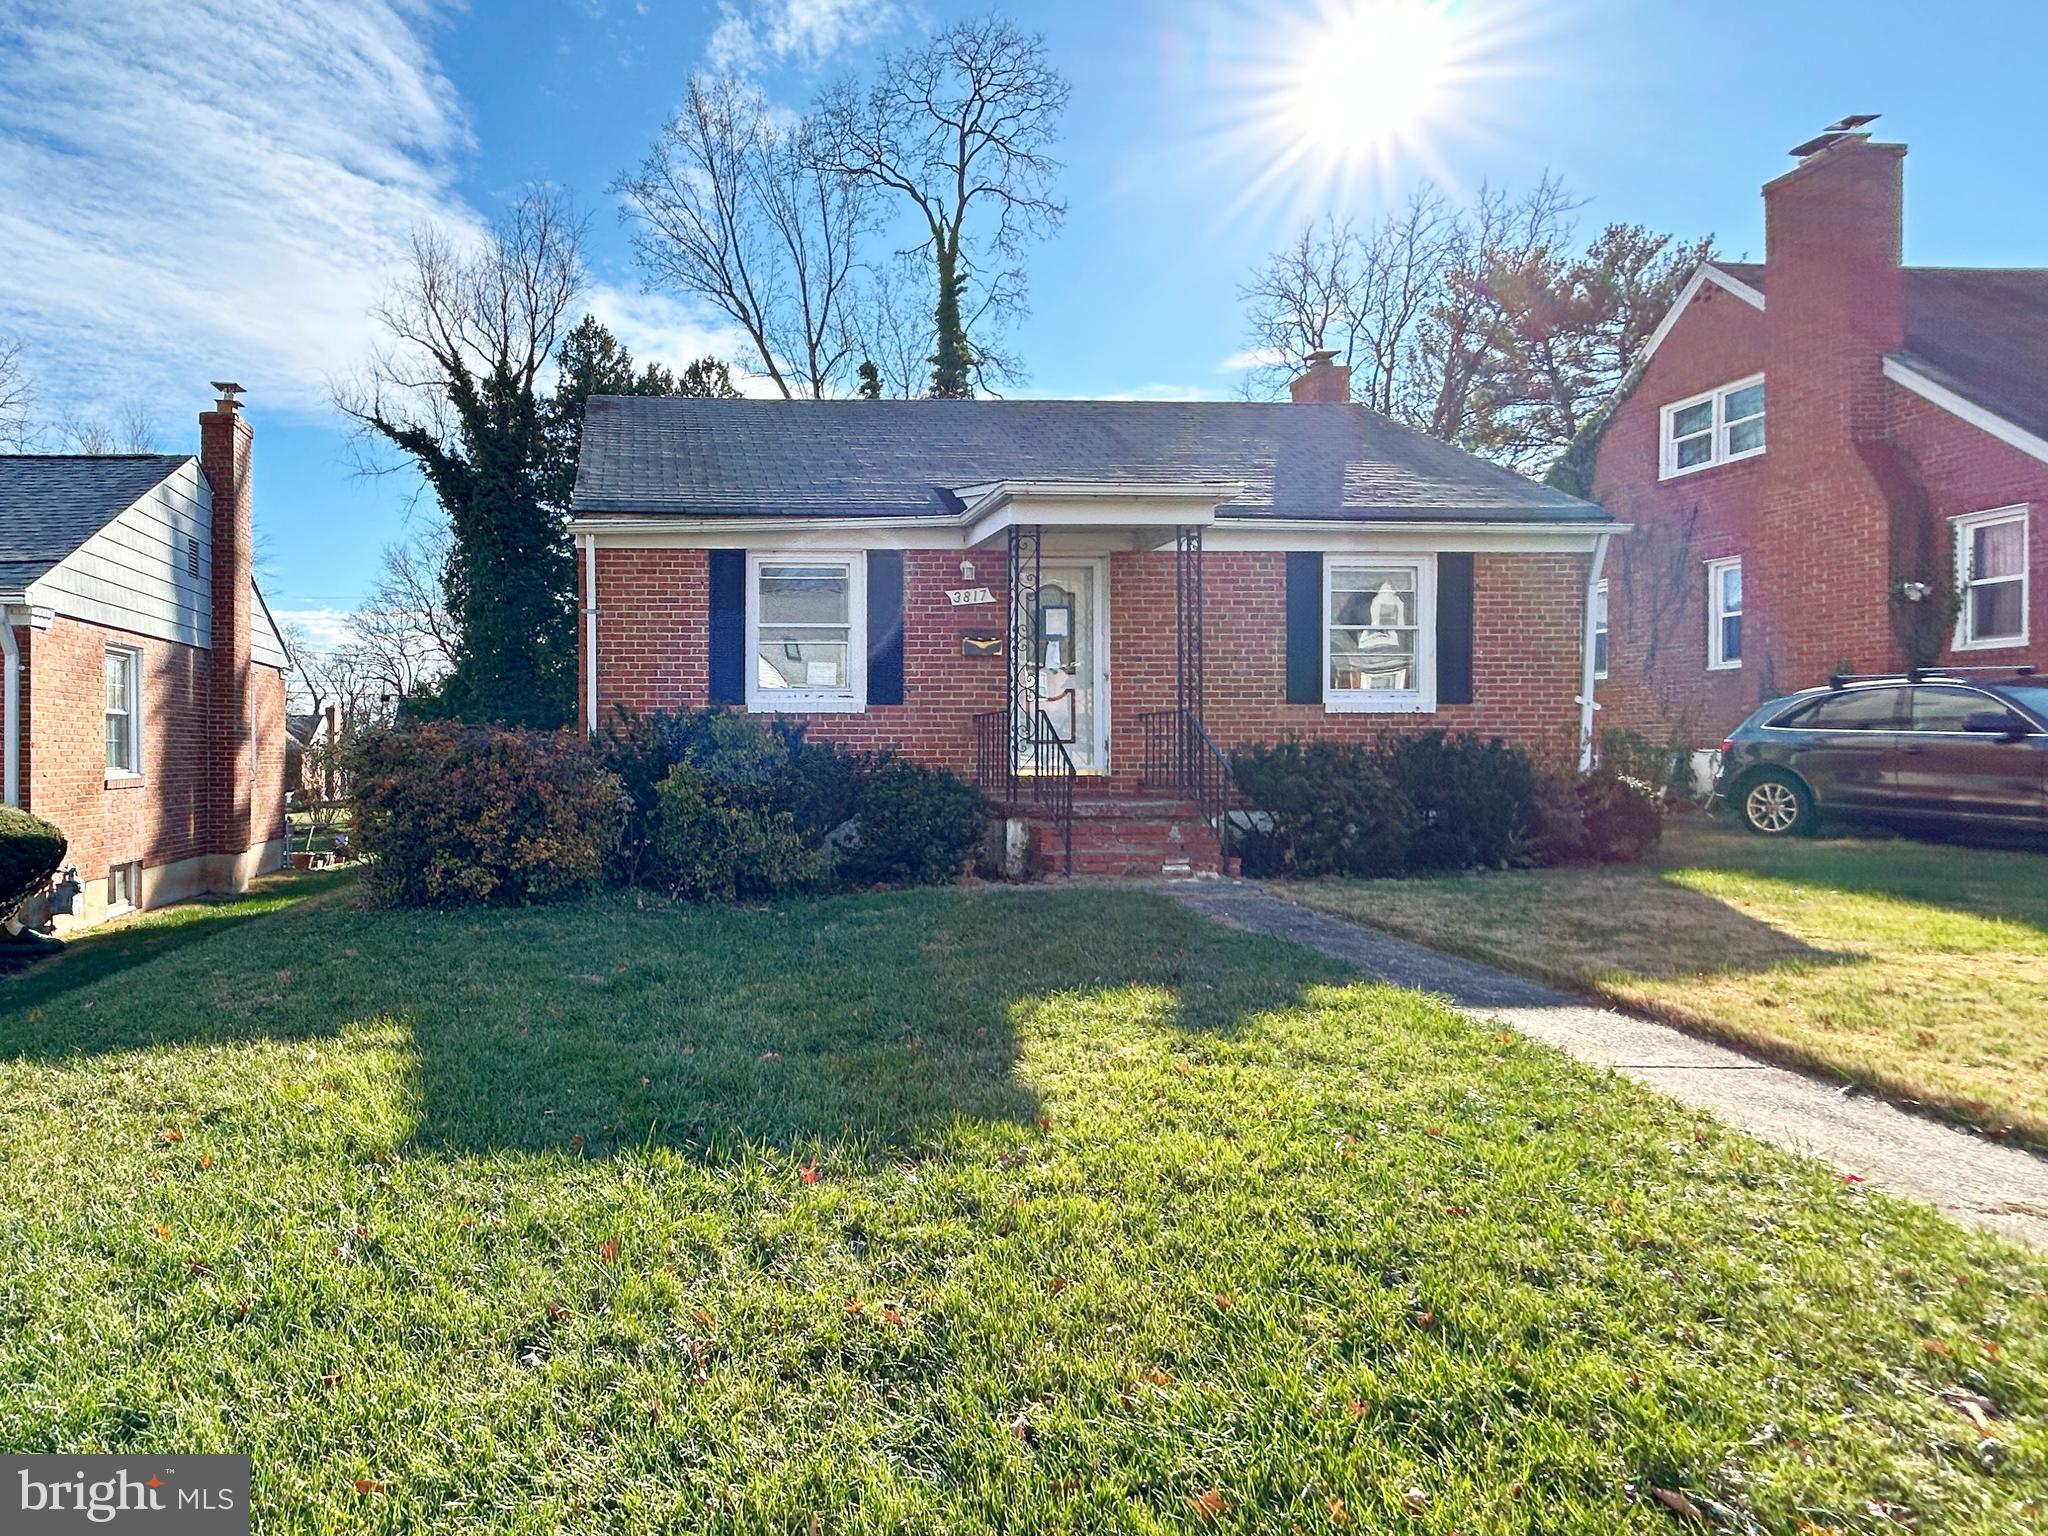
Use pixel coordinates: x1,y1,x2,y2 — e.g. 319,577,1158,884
108,861,138,913
744,552,867,713
1324,556,1436,713
1660,375,1765,479
1953,505,2029,650
1706,557,1743,670
1592,579,1610,680
104,645,141,775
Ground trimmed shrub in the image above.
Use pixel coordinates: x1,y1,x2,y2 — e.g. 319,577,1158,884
1575,768,1665,862
0,807,67,917
1230,740,1413,877
837,758,985,887
1375,730,1548,871
650,762,829,902
348,724,623,908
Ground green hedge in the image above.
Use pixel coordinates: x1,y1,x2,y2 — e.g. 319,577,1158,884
0,806,67,917
1231,731,1661,878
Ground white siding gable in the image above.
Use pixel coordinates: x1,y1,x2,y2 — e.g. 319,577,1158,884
27,459,214,647
252,585,289,670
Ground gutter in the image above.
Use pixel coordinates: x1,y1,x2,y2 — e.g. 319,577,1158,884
1,608,17,806
581,532,599,736
1577,532,1612,771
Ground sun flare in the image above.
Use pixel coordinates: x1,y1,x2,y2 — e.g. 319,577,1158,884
1282,0,1457,164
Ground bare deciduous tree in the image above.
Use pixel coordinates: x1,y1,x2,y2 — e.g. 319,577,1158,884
0,337,33,450
335,188,585,726
1239,177,1706,475
814,13,1069,396
617,75,870,399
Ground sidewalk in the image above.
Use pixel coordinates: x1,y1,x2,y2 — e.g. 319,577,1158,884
1166,882,2048,1251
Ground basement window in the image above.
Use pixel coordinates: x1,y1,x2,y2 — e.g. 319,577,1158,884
1661,375,1765,478
104,646,141,776
108,861,139,913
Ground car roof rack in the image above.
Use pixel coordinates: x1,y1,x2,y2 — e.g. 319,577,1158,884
1827,664,2039,689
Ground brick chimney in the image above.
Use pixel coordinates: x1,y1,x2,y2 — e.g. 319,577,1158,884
199,383,254,880
1757,127,1909,685
1289,348,1352,404
1763,131,1906,438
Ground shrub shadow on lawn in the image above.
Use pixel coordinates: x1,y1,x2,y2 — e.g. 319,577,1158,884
0,880,1293,1164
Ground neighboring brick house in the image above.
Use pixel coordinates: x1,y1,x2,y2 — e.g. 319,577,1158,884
0,389,290,927
1589,126,2048,765
569,356,1616,874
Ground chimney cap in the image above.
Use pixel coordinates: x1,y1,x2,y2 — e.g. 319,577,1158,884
210,381,246,411
1788,113,1880,158
1304,347,1340,367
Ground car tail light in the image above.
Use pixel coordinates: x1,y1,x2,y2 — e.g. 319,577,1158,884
1719,738,1735,755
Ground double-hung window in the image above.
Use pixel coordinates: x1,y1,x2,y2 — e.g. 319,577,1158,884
1953,506,2029,650
1661,376,1765,478
1592,579,1610,680
1324,557,1435,712
1706,557,1743,670
746,554,866,712
104,646,141,775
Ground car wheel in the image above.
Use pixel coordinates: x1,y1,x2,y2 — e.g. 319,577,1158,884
1739,771,1812,836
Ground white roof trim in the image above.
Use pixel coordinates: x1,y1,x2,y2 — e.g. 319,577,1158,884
1638,262,1767,371
1882,355,2048,467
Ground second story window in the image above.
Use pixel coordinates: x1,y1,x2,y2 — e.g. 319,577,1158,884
1706,557,1743,670
1661,375,1766,478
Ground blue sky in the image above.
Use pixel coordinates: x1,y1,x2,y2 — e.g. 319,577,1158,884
4,0,2046,650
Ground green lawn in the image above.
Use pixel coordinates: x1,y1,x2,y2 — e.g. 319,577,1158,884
1281,821,2048,1144
2,874,2046,1533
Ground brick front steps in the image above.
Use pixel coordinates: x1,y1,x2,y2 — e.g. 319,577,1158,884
1005,786,1229,879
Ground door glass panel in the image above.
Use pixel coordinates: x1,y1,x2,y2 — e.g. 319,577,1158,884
1911,687,1994,732
1022,568,1098,769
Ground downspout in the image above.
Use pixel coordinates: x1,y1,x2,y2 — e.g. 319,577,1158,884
1,608,19,807
581,533,599,736
1577,533,1612,771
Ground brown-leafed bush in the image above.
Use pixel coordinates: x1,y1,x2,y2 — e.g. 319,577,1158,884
347,724,623,908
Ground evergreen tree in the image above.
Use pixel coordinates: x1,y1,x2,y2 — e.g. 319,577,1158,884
857,360,882,400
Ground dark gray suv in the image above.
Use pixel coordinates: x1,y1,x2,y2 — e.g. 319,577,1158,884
1712,667,2047,836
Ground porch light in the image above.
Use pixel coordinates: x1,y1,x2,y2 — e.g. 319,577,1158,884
959,559,976,582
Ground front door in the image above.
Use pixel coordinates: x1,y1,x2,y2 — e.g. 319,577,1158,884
1021,561,1108,772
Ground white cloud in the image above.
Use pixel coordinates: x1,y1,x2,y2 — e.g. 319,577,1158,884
1217,345,1288,372
581,282,785,399
1083,384,1236,403
706,0,900,74
0,0,481,425
272,607,358,653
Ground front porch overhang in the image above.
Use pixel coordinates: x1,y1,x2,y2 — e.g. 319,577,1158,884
958,479,1243,553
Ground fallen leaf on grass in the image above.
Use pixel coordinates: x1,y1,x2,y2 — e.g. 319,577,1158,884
1344,1399,1370,1418
319,1373,341,1388
160,1128,183,1143
353,1479,384,1496
597,1239,619,1266
153,1224,172,1240
844,1298,864,1316
1401,1488,1427,1514
882,1305,906,1328
693,1307,715,1330
800,1163,820,1185
196,1156,215,1171
1186,1489,1230,1521
1652,1487,1705,1522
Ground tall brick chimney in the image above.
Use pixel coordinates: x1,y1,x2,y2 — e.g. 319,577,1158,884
1757,126,1909,685
1289,348,1352,404
199,383,254,881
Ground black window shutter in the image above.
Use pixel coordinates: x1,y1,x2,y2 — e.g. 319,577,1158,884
867,550,905,705
1284,551,1323,704
707,549,745,704
1436,552,1475,705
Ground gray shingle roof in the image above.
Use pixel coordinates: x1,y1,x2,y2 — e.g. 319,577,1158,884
0,454,193,590
1712,262,2048,446
572,397,1606,524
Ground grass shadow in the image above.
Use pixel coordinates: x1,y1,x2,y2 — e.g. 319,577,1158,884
0,878,1310,1163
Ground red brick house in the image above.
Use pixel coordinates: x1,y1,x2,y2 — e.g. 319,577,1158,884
1590,125,2048,769
0,389,290,927
570,357,1616,874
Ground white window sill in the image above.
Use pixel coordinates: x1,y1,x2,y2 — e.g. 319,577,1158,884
1954,635,2029,652
1705,660,1742,672
104,771,144,788
746,695,865,715
1659,446,1765,482
1324,695,1435,715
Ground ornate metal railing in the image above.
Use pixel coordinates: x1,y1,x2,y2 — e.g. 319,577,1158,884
1137,707,1238,865
972,707,1075,876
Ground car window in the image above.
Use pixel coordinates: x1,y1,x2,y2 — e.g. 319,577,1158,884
1992,683,2048,726
1784,688,1903,730
1910,687,2006,732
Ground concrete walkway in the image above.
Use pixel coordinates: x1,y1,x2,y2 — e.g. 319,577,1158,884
1166,883,2048,1251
